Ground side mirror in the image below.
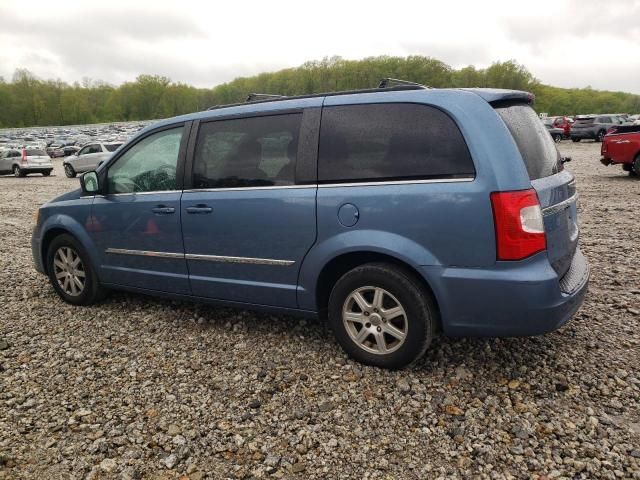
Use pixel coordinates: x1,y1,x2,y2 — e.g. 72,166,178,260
80,171,100,195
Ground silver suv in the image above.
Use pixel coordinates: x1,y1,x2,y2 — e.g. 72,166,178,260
0,148,53,177
63,142,122,178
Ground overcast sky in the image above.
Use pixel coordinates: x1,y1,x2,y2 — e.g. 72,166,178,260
1,0,639,93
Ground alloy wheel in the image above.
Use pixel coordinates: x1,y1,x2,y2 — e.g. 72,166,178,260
53,246,86,296
342,286,408,355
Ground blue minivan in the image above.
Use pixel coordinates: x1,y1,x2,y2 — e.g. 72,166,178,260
32,83,589,368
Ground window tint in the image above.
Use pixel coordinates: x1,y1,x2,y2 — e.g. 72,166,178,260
496,103,562,180
599,117,612,123
193,113,301,189
107,127,183,194
318,104,474,183
104,143,122,152
26,149,46,156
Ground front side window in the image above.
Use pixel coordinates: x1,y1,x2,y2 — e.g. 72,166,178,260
107,126,183,194
193,113,301,189
318,103,474,183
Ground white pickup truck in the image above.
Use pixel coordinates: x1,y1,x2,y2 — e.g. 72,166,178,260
63,142,122,178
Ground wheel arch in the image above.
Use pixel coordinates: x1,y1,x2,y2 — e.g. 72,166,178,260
313,251,442,330
39,216,99,276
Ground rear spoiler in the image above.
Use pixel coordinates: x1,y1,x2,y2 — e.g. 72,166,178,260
461,88,535,106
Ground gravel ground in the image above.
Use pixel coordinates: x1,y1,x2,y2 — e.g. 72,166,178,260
1,141,639,479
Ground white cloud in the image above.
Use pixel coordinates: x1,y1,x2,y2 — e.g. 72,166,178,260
0,0,639,93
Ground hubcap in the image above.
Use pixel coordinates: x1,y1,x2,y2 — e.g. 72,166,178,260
53,247,86,296
342,286,408,355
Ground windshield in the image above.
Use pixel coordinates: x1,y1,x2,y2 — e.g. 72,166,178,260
496,103,562,180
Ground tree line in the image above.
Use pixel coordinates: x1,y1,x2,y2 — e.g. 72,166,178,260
1,56,639,128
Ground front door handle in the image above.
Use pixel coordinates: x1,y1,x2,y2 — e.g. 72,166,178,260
152,206,175,215
186,205,213,214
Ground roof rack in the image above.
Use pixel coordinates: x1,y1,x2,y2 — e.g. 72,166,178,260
206,81,429,111
378,78,429,89
245,93,287,102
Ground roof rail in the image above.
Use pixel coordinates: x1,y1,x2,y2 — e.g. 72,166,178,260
245,93,287,102
206,83,429,111
378,78,429,89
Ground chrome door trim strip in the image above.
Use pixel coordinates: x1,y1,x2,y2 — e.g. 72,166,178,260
182,184,313,194
317,177,475,188
542,193,578,216
95,190,180,198
185,253,295,266
104,248,295,266
105,248,184,259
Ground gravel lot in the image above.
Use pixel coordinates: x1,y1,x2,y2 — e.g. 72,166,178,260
1,141,639,479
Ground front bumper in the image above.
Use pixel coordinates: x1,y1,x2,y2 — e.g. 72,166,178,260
31,227,45,274
422,248,589,337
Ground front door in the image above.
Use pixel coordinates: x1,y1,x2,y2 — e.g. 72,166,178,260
90,125,191,294
180,112,317,308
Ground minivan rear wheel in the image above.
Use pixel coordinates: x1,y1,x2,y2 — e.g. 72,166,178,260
46,234,107,305
328,263,435,369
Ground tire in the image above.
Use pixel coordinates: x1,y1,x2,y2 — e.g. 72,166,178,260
328,262,435,369
572,138,581,143
13,165,26,177
553,134,562,143
596,130,605,142
632,154,640,177
42,170,52,177
46,233,107,305
64,163,76,178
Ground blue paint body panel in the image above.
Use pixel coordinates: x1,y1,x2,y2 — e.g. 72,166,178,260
32,87,589,338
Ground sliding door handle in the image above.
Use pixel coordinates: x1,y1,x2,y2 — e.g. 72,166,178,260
186,205,213,214
152,206,175,215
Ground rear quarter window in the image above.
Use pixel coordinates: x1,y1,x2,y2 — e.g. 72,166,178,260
318,103,474,183
495,104,562,180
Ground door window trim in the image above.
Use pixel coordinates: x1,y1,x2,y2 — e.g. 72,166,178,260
102,121,192,196
182,108,319,190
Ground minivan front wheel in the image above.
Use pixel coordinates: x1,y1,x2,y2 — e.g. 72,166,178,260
328,263,435,369
46,234,107,305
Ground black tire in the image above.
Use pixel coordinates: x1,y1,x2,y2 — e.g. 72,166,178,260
13,165,25,177
572,138,581,143
596,130,605,142
46,233,107,305
64,163,76,178
632,154,640,177
42,170,52,177
553,134,562,143
328,262,435,369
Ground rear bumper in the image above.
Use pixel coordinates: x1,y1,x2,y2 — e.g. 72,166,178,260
422,248,589,337
23,164,53,171
570,130,596,139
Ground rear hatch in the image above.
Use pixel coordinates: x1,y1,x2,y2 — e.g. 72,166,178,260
495,104,578,278
571,117,594,131
25,149,51,165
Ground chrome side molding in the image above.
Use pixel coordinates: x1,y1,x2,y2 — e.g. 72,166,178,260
105,248,294,266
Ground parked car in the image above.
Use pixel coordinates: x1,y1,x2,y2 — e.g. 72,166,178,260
50,145,80,158
31,85,589,369
0,148,53,177
600,125,640,176
63,142,122,177
570,115,624,142
544,116,573,138
542,120,565,142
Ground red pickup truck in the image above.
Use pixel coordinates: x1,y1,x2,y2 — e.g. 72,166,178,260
601,126,640,176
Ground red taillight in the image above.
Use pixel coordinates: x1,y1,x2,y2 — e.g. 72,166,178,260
21,149,27,164
490,189,546,261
